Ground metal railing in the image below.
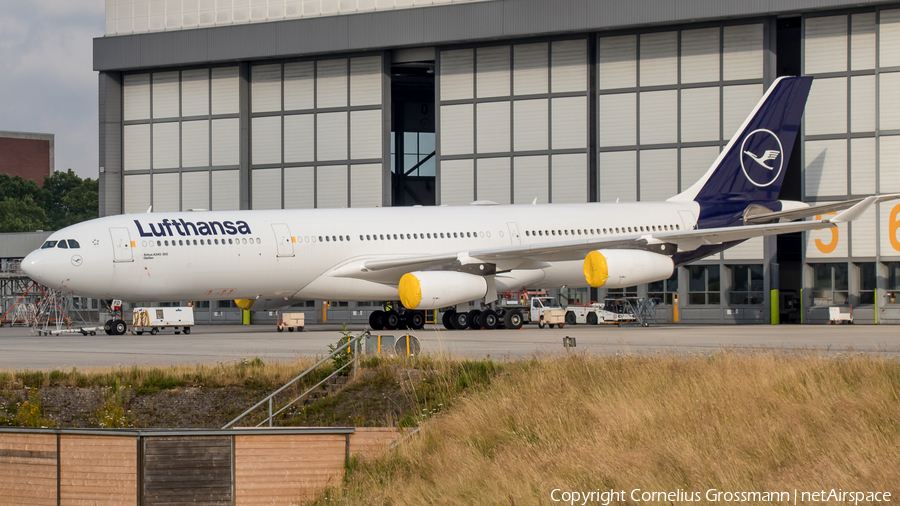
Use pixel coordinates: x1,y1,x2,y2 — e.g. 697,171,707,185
223,329,369,429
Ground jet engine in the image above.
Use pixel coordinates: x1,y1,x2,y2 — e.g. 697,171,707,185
399,271,488,310
583,249,674,288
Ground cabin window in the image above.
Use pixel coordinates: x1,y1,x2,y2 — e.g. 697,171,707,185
41,241,57,249
157,241,161,246
676,224,681,230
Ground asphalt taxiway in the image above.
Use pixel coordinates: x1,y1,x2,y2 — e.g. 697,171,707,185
0,323,898,369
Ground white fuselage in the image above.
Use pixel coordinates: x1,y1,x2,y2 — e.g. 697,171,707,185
21,201,699,306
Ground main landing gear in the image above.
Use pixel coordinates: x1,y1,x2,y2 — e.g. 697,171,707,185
441,308,523,330
369,308,426,331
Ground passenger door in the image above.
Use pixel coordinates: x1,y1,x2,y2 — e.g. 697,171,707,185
507,222,521,245
109,228,133,263
271,223,294,257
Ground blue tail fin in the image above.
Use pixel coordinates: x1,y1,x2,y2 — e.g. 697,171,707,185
670,76,812,210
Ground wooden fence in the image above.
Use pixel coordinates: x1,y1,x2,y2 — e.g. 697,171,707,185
0,427,400,506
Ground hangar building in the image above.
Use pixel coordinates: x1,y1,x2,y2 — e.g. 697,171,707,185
93,0,900,325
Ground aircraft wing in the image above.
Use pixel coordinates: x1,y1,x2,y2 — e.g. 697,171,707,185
744,193,900,224
337,197,875,278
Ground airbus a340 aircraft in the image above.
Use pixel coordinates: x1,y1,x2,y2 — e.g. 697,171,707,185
20,76,896,335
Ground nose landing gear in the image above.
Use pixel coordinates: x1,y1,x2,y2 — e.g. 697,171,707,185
102,299,128,336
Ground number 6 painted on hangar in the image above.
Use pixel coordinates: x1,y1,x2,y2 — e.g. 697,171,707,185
890,204,900,252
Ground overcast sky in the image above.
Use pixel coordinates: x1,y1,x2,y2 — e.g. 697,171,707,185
0,0,104,180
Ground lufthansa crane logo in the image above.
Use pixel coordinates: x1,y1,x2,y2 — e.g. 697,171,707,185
740,129,784,187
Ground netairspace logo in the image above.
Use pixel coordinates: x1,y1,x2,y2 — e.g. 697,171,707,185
549,488,892,505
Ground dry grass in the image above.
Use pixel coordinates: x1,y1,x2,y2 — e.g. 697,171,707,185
0,356,321,394
325,351,900,505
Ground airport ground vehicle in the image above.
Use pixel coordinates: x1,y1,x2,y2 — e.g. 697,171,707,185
132,306,194,335
277,312,305,332
829,306,854,324
564,302,637,325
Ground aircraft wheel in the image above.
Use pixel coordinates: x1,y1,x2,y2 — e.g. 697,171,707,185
481,309,499,330
113,320,127,336
408,311,426,330
565,311,576,325
385,310,401,330
503,310,523,330
451,311,469,330
150,327,159,335
104,320,113,332
184,327,191,335
442,310,455,330
369,310,385,330
467,310,482,330
586,312,598,325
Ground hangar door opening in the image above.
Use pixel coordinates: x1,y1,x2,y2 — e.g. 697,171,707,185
391,50,436,206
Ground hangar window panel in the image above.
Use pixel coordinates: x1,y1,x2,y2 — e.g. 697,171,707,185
350,56,382,106
680,27,720,84
638,149,677,201
722,85,762,140
152,173,180,212
165,0,182,29
283,114,315,163
133,1,149,32
250,0,267,21
723,237,764,260
879,135,900,193
805,139,848,197
350,164,382,207
850,75,876,133
152,122,180,169
723,24,764,80
284,61,315,111
880,9,900,68
598,151,636,203
805,77,848,136
513,99,549,152
727,264,764,303
687,265,721,305
879,202,900,256
251,168,282,209
211,67,239,115
809,263,849,303
476,46,510,98
284,166,315,209
879,72,900,131
215,0,232,23
124,124,151,171
181,69,209,117
851,13,876,71
440,104,474,156
513,155,548,204
350,109,382,160
551,96,587,150
268,0,284,20
513,43,548,96
251,116,282,165
212,118,240,166
152,71,180,119
124,174,151,214
639,90,677,145
183,0,199,27
851,205,877,257
124,73,151,121
476,157,510,204
440,159,474,205
850,137,876,195
639,32,677,87
181,171,210,211
317,165,349,208
550,40,587,93
316,112,349,161
598,35,636,90
440,49,474,101
210,169,239,209
181,120,210,168
550,153,587,204
805,16,848,74
316,59,349,108
476,101,510,154
598,93,636,148
680,146,720,192
679,87,720,143
252,64,282,113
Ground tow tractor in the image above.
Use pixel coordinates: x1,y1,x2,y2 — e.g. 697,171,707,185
564,301,638,326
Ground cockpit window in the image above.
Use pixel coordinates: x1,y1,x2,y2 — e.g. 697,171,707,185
67,240,80,249
41,241,57,249
57,241,69,249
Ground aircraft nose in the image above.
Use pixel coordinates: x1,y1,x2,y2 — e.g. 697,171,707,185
21,251,45,281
